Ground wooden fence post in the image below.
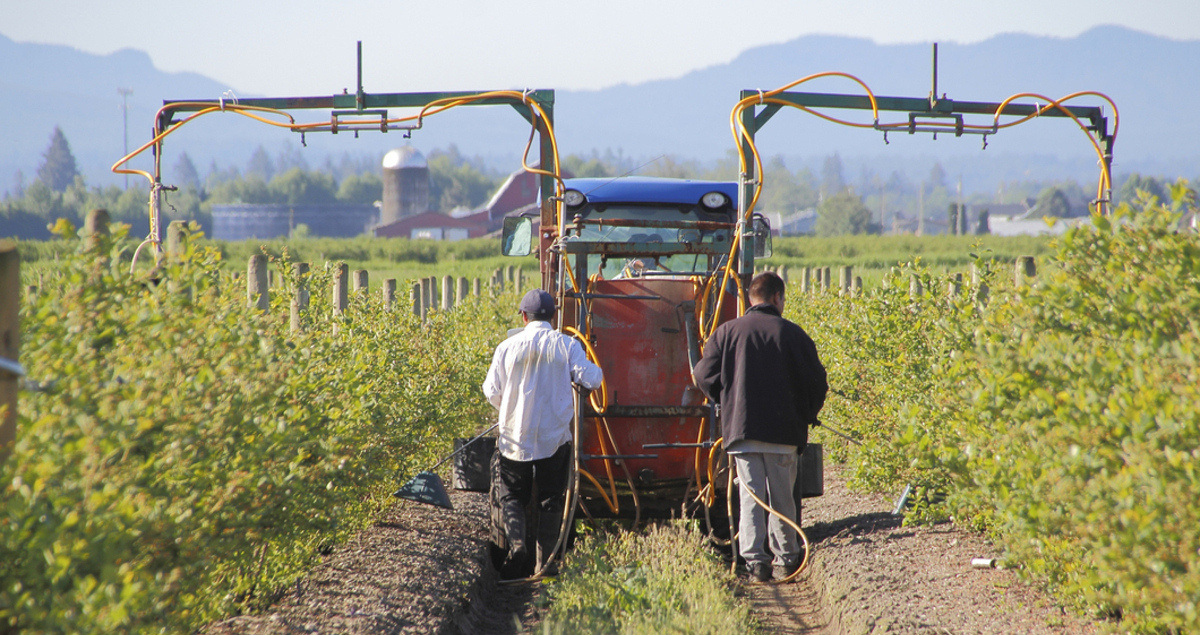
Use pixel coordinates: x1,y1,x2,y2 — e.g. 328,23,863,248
420,277,432,316
0,242,19,465
838,266,853,295
970,263,990,306
83,208,109,254
333,263,348,317
382,279,397,311
1015,256,1036,288
166,220,186,259
411,282,422,318
909,274,923,298
247,255,269,311
442,274,454,311
948,272,963,299
290,263,310,334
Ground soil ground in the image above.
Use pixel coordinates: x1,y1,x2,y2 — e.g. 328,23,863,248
201,465,1106,634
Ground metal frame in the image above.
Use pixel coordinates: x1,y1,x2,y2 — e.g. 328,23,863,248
151,44,557,275
737,46,1115,219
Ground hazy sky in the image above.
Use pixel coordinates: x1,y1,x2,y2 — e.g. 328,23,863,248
6,0,1200,96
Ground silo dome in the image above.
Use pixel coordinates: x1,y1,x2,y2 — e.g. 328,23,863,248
382,146,427,170
381,146,431,225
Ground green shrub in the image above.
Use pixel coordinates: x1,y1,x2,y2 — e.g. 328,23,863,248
789,185,1200,632
1,224,514,633
540,521,755,634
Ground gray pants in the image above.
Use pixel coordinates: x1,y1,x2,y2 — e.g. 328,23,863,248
734,452,800,567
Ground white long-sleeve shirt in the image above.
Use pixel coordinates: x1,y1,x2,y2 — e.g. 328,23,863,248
482,321,604,461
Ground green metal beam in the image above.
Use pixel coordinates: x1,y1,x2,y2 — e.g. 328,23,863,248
737,83,1115,215
738,89,1111,142
159,90,554,129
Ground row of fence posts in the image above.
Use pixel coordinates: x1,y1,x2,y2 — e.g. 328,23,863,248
0,209,1042,466
237,252,527,334
756,255,1037,300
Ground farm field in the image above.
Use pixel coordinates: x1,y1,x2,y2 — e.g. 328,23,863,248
2,192,1198,633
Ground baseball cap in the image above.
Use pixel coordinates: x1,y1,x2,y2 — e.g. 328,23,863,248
518,289,556,315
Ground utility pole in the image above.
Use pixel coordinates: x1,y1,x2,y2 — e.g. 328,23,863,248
118,88,133,189
917,183,925,236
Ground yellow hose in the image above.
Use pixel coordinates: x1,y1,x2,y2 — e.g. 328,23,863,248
738,475,811,585
577,467,620,514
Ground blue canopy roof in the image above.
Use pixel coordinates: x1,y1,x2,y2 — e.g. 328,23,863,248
563,177,739,206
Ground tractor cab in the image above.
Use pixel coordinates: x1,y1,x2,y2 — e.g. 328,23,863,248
502,176,772,519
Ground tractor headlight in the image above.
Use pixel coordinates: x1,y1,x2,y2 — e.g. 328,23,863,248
563,189,586,207
701,191,728,209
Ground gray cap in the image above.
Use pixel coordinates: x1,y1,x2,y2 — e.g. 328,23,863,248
519,289,555,315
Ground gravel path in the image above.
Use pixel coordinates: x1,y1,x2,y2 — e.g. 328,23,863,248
745,464,1103,634
198,465,1105,634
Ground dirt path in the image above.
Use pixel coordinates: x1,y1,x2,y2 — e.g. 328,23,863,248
200,466,1105,634
745,465,1102,634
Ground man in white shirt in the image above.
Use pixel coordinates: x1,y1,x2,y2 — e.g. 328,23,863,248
483,289,604,578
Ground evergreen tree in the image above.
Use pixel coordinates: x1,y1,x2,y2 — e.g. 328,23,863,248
1034,186,1073,217
820,153,845,200
246,146,275,181
814,189,873,236
37,126,80,192
927,162,947,191
173,153,202,190
1116,173,1168,207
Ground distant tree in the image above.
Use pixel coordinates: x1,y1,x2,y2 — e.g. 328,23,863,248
1034,186,1073,218
820,153,845,200
22,180,61,218
641,155,699,179
208,175,271,205
815,189,873,236
761,156,818,213
885,170,910,196
37,126,80,192
1116,173,1168,207
247,146,275,181
270,168,337,205
206,160,240,188
337,173,383,205
561,154,614,178
173,153,202,190
975,208,991,235
427,152,498,211
11,170,26,198
927,162,947,191
274,144,310,173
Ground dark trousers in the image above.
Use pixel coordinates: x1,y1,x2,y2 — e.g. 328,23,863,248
496,443,571,571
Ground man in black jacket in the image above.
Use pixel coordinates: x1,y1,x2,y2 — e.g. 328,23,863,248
692,271,827,582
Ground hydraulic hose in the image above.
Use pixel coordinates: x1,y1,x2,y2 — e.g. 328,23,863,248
721,448,811,585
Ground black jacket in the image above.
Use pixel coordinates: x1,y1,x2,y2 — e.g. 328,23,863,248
692,303,827,449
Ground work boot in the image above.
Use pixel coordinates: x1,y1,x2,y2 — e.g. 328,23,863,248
747,562,771,583
774,559,801,581
500,544,528,580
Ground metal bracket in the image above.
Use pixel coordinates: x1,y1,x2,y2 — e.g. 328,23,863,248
0,357,25,378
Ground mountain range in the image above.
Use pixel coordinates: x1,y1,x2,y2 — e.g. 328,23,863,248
2,25,1198,197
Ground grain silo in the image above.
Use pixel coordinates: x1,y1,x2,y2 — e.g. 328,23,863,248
380,146,430,225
